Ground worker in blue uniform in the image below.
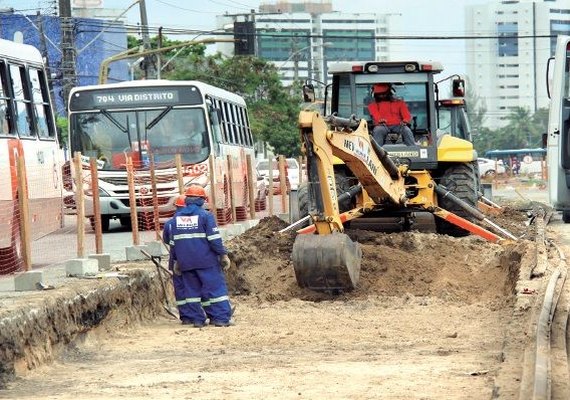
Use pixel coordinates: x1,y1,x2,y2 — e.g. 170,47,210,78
163,195,191,323
162,185,232,328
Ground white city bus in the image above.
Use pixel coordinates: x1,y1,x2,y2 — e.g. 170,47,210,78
67,80,267,231
0,38,62,273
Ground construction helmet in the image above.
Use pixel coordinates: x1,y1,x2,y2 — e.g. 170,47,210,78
174,195,186,207
185,184,207,199
372,83,390,94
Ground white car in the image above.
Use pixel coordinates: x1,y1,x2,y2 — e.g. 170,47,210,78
285,158,300,190
256,158,291,194
477,157,506,177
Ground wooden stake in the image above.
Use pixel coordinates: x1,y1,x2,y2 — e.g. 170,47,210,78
89,158,103,254
149,154,161,240
227,154,237,223
126,155,140,246
175,153,184,194
16,155,31,270
246,154,256,220
278,155,288,214
208,154,217,224
73,152,85,258
268,158,274,216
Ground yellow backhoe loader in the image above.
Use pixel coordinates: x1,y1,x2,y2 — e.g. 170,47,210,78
292,61,514,292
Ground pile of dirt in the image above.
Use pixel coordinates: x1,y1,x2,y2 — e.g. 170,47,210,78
225,211,535,304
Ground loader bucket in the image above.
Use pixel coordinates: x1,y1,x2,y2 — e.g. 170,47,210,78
292,233,362,291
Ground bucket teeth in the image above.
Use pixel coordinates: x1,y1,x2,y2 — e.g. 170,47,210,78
292,233,362,291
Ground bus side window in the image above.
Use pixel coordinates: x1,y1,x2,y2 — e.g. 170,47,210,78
208,106,224,144
0,62,11,134
9,64,33,137
29,67,52,138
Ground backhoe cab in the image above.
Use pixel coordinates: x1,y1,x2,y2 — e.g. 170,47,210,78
293,61,494,292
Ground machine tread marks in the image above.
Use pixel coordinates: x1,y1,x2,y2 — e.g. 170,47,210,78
435,162,479,237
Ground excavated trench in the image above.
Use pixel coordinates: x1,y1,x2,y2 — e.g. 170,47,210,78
0,269,164,388
0,205,536,389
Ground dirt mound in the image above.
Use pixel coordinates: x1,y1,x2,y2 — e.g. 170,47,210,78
225,210,534,304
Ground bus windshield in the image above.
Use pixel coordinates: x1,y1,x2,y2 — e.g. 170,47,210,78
70,107,210,170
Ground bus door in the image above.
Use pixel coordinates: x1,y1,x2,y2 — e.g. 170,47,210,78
546,35,570,215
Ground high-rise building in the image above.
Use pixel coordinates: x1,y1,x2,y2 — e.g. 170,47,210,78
466,0,570,128
216,1,392,87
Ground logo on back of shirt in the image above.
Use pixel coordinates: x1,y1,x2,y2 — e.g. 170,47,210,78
176,215,199,229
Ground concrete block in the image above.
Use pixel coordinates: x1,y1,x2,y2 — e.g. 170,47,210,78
226,223,245,237
145,240,165,257
126,245,148,261
14,271,44,291
88,253,112,271
66,258,99,276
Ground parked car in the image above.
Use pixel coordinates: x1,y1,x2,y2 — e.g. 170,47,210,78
477,157,506,177
256,158,291,194
285,158,300,190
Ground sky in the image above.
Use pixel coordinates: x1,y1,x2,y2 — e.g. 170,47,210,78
1,0,491,79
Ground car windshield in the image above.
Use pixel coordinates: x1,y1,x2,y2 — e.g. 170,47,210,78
286,159,298,169
70,107,210,170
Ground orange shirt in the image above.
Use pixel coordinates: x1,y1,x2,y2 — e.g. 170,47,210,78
367,99,411,126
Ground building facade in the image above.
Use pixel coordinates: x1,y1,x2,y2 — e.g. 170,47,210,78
466,0,570,128
0,12,128,116
216,1,392,88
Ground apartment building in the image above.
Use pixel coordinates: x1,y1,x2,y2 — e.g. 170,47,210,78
466,0,570,128
216,1,391,87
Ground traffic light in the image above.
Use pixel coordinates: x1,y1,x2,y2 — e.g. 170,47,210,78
234,21,255,56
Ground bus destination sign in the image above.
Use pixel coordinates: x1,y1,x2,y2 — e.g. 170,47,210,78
92,90,179,106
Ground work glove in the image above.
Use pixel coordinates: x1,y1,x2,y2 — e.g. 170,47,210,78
173,261,182,276
220,254,231,272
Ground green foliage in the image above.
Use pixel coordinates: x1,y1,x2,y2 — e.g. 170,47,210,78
56,116,68,148
165,52,301,157
465,79,547,155
472,107,547,155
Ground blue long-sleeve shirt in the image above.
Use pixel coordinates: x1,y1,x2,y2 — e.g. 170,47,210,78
162,203,227,271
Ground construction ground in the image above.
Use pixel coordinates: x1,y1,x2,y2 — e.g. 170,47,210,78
0,181,568,399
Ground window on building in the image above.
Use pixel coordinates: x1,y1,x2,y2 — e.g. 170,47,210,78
497,22,518,57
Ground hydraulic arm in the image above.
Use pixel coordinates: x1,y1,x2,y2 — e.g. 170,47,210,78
293,111,513,292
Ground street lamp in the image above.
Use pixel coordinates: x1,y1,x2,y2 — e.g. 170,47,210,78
277,42,333,83
128,57,145,80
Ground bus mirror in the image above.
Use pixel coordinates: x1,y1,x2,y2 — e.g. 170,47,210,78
542,132,548,148
452,78,465,97
302,84,315,103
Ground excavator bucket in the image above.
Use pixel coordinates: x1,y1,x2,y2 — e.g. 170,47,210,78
292,233,362,291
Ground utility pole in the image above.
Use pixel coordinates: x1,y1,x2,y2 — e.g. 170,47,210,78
138,0,155,79
37,11,55,100
59,0,76,107
58,0,74,103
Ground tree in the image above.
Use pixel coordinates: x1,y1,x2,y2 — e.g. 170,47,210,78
165,53,301,156
464,77,487,133
472,107,548,155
